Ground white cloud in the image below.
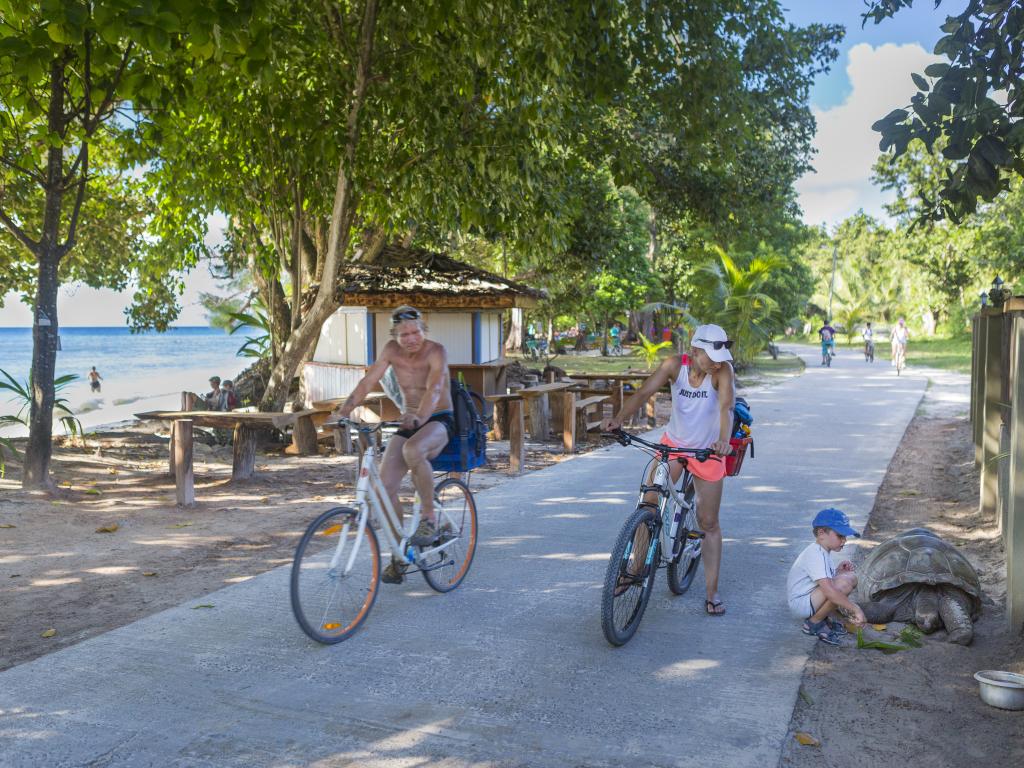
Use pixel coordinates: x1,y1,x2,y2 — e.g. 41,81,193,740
797,42,941,228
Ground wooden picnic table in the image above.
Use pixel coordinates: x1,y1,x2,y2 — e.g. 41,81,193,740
517,382,576,441
135,407,332,505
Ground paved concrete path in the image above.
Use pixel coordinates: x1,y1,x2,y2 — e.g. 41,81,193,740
1,347,930,767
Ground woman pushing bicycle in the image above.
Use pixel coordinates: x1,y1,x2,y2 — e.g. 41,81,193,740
601,323,736,616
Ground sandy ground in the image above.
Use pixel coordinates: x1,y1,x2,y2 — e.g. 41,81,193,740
779,414,1024,767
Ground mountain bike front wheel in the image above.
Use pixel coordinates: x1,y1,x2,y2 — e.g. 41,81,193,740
291,506,380,644
601,506,660,646
667,483,701,595
420,478,478,593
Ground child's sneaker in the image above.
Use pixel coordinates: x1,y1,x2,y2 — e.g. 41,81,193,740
802,618,841,646
825,617,848,636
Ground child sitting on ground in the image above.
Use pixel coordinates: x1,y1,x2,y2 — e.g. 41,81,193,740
786,508,866,645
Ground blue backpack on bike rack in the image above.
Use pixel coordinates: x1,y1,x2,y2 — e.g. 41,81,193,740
431,379,488,472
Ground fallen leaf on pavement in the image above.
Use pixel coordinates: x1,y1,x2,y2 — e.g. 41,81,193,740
334,483,346,489
84,488,102,495
192,604,214,609
170,522,193,528
41,629,56,638
259,496,269,503
871,623,888,631
95,523,119,533
798,687,814,706
0,523,16,529
142,572,157,577
794,732,820,747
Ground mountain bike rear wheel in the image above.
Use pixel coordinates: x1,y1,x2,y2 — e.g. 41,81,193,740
291,506,380,644
420,478,478,593
601,506,660,646
667,482,701,595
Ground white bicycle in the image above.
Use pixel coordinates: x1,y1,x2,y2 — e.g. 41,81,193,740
290,419,478,644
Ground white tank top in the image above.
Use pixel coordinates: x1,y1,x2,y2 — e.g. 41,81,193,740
666,355,723,449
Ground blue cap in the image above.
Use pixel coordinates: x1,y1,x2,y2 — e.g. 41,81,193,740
812,508,860,537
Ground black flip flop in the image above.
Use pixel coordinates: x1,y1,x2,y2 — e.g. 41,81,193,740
705,599,726,616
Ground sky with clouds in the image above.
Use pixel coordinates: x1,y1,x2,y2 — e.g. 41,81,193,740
0,1,955,326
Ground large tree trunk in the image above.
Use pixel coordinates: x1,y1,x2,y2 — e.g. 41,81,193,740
22,59,68,491
505,307,523,352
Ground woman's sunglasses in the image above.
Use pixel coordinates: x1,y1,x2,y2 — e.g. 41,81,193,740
391,309,422,324
697,338,734,350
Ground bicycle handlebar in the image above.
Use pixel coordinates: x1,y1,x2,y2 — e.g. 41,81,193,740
600,429,716,462
324,417,404,433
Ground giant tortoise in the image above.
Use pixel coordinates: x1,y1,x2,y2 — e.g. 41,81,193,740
858,528,982,645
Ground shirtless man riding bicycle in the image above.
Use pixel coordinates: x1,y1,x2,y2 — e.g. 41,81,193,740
330,305,455,583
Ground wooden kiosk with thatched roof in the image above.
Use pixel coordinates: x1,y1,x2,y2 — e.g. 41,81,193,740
302,246,544,410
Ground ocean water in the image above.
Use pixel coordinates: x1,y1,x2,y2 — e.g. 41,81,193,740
0,327,248,435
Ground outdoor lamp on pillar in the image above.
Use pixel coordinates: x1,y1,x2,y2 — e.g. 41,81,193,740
980,290,989,308
989,275,1011,308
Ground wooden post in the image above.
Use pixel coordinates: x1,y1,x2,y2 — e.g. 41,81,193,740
562,391,576,454
333,423,353,454
549,390,565,430
173,420,195,507
526,394,549,441
168,425,176,477
508,398,525,474
492,400,508,440
232,424,258,481
611,382,624,418
972,314,985,467
981,312,1004,523
1007,315,1024,633
292,415,319,456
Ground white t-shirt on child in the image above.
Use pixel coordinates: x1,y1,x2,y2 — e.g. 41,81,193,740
787,542,836,605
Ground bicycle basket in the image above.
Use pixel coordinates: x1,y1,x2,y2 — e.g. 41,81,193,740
726,437,753,477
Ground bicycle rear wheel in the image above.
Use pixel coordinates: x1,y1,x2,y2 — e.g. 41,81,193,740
667,481,702,595
291,506,380,644
420,478,478,593
601,506,660,646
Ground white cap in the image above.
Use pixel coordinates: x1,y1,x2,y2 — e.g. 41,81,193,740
691,323,733,363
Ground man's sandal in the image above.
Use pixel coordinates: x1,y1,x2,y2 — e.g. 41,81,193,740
613,571,642,597
705,599,726,616
825,617,849,636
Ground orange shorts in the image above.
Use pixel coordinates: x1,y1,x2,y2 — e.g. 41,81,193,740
658,434,727,482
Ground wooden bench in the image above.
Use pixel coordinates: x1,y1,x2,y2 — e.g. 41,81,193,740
135,408,330,506
558,393,611,453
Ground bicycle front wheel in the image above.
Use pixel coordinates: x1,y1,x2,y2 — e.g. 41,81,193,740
420,478,478,593
667,483,702,595
291,506,381,644
601,506,660,646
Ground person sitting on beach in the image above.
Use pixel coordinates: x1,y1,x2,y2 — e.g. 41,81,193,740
330,305,455,585
88,366,102,393
203,376,228,411
221,380,239,410
787,508,866,646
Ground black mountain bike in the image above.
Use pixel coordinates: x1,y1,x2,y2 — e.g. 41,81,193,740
599,430,710,646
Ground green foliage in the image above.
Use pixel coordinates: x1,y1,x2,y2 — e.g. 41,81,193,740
866,0,1024,221
636,332,674,370
0,368,82,438
694,246,781,365
228,305,272,360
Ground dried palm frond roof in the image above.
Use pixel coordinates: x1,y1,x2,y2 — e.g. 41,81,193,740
333,245,545,309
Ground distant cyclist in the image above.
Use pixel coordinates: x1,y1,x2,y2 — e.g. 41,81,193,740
861,322,875,363
890,318,910,367
818,321,837,365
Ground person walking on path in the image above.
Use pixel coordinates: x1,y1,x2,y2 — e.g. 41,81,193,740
87,366,102,393
330,305,455,584
602,323,736,615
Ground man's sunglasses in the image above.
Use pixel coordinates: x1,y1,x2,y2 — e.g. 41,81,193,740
391,309,422,324
697,337,734,350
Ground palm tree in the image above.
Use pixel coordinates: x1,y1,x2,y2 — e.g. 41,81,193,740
698,246,781,365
